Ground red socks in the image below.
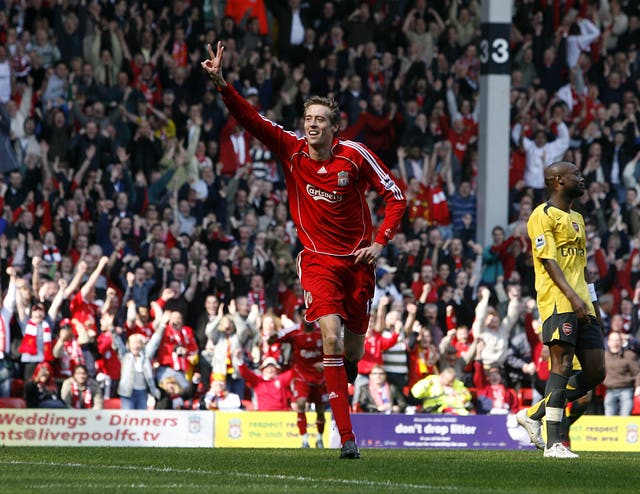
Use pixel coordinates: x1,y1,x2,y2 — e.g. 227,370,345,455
297,412,307,435
323,355,355,444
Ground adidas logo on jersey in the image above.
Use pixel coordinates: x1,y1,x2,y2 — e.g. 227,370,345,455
317,166,328,174
328,392,339,400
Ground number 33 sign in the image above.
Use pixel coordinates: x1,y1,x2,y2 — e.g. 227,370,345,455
480,23,510,75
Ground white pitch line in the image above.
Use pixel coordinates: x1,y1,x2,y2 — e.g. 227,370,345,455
28,484,210,490
2,460,458,491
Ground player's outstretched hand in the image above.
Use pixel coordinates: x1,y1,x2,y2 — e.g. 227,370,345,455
201,41,227,88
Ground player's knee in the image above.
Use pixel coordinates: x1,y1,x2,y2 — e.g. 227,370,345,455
322,332,342,353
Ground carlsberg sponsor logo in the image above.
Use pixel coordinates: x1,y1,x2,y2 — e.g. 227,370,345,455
306,184,343,203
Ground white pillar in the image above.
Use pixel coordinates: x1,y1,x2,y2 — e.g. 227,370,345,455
477,0,512,246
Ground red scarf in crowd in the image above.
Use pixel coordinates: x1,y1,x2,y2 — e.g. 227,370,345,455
426,184,451,226
18,320,53,361
42,246,62,264
369,380,391,409
248,289,266,314
57,340,85,377
70,380,93,409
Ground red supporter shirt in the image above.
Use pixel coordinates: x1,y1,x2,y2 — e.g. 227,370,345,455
425,183,451,226
156,325,198,372
69,292,99,334
276,324,324,385
124,320,154,342
53,338,84,379
219,85,406,255
225,0,270,35
96,331,121,380
357,330,399,375
259,338,287,369
238,364,293,411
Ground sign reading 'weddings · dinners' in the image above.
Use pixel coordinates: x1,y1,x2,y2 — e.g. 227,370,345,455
0,409,213,447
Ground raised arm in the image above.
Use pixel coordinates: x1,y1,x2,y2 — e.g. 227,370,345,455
73,145,96,187
403,303,418,338
110,322,127,359
201,41,296,159
14,277,27,324
65,260,88,299
80,256,109,300
31,256,42,299
396,147,408,184
471,286,491,336
1,267,17,338
146,311,170,360
375,296,390,332
47,278,68,321
101,287,118,316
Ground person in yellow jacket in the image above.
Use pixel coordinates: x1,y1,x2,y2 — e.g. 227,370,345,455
410,367,472,415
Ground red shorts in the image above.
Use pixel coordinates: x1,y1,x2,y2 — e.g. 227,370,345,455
297,250,375,335
291,377,328,404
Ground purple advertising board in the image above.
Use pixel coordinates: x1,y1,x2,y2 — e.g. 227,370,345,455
351,413,536,450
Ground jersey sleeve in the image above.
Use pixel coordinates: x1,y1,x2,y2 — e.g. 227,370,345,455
528,208,557,261
349,141,407,246
218,84,298,161
275,325,299,343
237,362,260,387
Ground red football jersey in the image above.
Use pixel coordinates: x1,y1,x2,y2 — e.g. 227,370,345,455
155,325,198,372
124,320,154,342
96,331,121,380
219,85,406,255
69,291,99,334
276,323,324,385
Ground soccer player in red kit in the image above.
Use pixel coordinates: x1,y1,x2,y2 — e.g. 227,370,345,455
271,317,327,448
202,42,407,459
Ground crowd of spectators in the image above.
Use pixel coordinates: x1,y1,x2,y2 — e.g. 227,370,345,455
0,0,639,416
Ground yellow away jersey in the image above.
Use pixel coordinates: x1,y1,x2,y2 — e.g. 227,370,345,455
527,202,594,322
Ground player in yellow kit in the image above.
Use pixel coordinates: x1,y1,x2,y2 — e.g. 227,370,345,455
517,161,605,459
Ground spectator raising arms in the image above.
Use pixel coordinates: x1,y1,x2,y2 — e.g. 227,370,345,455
0,0,636,432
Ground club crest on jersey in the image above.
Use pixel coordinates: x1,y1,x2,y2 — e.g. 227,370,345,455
562,323,573,336
337,171,349,187
572,222,579,232
535,235,545,250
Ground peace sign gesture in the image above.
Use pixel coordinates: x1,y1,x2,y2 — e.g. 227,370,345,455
201,41,227,88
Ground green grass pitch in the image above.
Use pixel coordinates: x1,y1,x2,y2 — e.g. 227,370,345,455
0,447,636,494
